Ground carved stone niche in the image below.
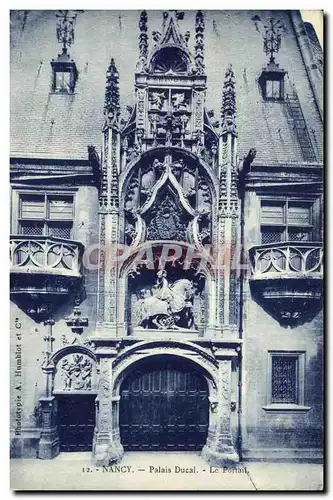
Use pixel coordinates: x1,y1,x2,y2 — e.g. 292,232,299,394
53,353,97,393
126,259,206,334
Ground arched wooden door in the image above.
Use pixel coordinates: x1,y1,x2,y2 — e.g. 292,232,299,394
119,356,209,451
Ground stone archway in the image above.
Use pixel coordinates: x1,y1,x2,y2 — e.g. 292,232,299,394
38,346,97,459
92,340,239,467
118,354,210,451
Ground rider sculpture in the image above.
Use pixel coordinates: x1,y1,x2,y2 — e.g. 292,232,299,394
134,270,195,330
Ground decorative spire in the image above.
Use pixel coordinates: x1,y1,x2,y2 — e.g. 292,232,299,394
104,58,120,127
55,10,79,55
137,10,148,72
220,64,237,137
195,10,205,74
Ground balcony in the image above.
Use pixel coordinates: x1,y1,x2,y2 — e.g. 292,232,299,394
249,242,323,327
10,236,85,319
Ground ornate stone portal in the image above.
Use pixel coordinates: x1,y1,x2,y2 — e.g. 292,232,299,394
38,10,241,468
91,9,241,467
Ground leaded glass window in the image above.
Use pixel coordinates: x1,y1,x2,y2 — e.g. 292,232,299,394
265,79,282,100
55,71,71,93
261,200,313,244
271,355,298,404
18,193,74,239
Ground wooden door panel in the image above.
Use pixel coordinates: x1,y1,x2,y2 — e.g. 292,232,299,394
57,395,96,452
120,357,209,451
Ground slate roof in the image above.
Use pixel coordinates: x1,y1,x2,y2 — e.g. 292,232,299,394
10,10,323,164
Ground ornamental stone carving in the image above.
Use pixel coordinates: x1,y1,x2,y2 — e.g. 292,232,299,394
58,354,93,391
133,270,196,330
147,193,189,241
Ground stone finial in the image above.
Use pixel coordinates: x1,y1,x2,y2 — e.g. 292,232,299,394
195,10,205,74
104,58,120,127
137,10,148,72
220,64,237,137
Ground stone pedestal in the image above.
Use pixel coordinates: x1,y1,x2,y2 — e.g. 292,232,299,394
201,418,239,467
201,359,239,467
93,430,124,466
92,357,124,466
38,396,59,460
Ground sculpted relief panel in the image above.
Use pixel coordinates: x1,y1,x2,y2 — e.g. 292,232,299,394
129,267,205,331
121,151,214,334
54,353,97,392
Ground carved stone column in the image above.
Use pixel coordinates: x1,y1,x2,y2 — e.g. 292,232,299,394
93,355,123,465
216,65,240,334
38,396,59,459
96,58,121,337
201,359,239,467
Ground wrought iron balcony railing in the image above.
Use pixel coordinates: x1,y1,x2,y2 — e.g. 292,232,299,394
10,235,84,277
249,242,323,277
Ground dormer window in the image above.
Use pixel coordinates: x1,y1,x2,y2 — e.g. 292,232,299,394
259,61,286,102
54,70,71,93
50,49,78,94
265,79,282,100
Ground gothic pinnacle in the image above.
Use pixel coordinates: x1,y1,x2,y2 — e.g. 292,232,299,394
195,10,205,74
221,64,237,137
137,10,148,72
104,58,120,127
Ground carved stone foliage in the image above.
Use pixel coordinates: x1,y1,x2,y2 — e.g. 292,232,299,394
219,360,230,403
128,265,205,330
54,353,96,392
195,11,205,74
104,58,120,128
137,10,148,72
220,64,237,137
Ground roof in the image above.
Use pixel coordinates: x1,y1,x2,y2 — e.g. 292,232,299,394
10,10,323,164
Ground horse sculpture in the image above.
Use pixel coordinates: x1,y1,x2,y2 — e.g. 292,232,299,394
135,271,195,330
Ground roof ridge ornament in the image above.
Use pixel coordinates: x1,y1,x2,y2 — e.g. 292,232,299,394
251,15,286,66
55,10,82,56
220,64,237,137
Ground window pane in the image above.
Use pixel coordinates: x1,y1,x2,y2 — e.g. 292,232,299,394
20,221,44,236
55,71,71,92
272,80,281,99
288,229,310,242
261,227,284,244
271,356,298,404
288,204,311,225
266,80,281,99
21,195,45,219
266,80,273,98
261,202,285,225
48,222,72,239
48,197,73,219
